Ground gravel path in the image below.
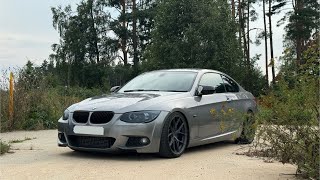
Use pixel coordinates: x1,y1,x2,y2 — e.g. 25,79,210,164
0,130,296,180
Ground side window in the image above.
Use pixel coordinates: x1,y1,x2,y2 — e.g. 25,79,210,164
221,75,239,92
199,73,226,94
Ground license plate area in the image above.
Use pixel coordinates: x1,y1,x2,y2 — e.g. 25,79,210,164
73,126,104,135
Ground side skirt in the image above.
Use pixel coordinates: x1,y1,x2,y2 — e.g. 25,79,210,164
187,130,239,148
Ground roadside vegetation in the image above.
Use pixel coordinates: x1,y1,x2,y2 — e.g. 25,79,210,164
249,41,319,179
9,137,36,144
0,141,10,155
0,0,318,178
0,137,36,155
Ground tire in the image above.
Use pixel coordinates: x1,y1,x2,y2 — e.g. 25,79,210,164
159,112,189,158
236,111,256,144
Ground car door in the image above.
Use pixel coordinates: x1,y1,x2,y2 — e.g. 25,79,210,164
221,75,242,132
196,73,228,138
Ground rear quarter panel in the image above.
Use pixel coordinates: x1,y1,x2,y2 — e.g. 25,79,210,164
235,91,257,114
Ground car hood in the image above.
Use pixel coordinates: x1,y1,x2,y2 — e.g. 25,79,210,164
68,92,189,113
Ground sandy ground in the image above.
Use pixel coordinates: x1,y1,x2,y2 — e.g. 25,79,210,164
0,130,296,180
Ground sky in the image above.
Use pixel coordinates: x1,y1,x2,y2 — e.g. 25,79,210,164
0,0,289,78
0,0,80,70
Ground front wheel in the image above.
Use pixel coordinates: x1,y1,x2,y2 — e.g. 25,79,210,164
159,112,189,158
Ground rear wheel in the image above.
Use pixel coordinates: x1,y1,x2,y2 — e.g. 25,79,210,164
236,111,256,144
159,112,189,158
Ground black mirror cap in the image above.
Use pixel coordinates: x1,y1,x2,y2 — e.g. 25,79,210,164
110,86,121,93
196,85,215,96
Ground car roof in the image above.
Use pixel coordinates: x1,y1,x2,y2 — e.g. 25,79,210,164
153,69,222,74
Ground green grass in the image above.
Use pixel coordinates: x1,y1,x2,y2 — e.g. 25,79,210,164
0,141,10,155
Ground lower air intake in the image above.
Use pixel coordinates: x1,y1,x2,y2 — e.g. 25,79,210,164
68,135,115,149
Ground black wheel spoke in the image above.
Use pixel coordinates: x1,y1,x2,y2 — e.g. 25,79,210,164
174,138,179,149
174,136,183,144
169,137,174,146
171,139,177,152
174,118,179,130
177,132,186,135
176,123,184,132
169,126,174,133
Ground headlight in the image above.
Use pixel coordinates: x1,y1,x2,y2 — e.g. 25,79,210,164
62,110,70,120
120,111,161,123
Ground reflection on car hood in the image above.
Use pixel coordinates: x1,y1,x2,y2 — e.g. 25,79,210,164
69,92,187,113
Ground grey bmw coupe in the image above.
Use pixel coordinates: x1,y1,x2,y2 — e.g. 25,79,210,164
58,69,257,158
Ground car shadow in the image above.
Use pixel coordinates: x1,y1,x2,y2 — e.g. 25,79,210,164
60,150,160,162
59,141,238,161
185,140,237,154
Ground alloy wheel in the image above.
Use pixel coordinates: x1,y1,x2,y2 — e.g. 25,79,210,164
167,116,187,154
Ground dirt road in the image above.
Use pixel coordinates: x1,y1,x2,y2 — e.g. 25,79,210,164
0,130,296,180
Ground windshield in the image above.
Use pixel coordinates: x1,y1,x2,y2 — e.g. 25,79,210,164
118,71,197,93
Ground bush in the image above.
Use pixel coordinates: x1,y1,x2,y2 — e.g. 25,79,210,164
0,66,105,131
0,141,10,155
0,85,104,131
252,63,319,178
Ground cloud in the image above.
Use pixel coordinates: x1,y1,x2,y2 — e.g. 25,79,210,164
0,32,55,68
0,33,54,47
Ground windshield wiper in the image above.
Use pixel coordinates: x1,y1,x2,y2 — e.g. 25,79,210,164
162,90,188,92
124,89,187,92
124,89,160,92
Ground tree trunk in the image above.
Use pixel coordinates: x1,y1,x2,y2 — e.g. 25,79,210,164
132,0,138,70
67,57,71,87
247,0,250,67
296,0,304,66
120,0,128,65
263,0,269,86
238,0,242,46
240,1,248,64
88,0,99,63
296,36,302,66
231,0,235,20
268,0,276,83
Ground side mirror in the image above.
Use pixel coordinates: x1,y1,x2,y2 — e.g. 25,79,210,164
196,85,215,96
110,86,121,93
196,86,204,96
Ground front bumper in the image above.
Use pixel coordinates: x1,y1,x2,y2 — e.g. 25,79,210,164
57,111,169,153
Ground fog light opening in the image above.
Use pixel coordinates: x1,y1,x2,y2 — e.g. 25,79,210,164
140,137,150,145
126,137,150,147
58,132,66,143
